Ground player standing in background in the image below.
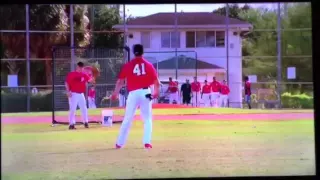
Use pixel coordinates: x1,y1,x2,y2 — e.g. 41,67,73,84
219,80,230,108
119,86,126,107
201,80,211,107
175,80,180,104
180,79,192,106
244,76,252,109
167,77,179,104
191,77,201,107
210,77,221,107
111,44,160,149
88,86,96,109
65,62,94,130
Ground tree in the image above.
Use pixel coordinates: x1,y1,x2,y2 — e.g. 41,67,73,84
238,3,311,92
214,3,312,93
0,5,90,85
90,5,122,48
213,4,251,20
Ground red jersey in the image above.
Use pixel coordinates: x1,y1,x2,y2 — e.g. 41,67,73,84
66,71,90,93
168,81,178,93
202,84,211,94
210,81,221,92
88,89,96,98
118,57,157,92
191,82,201,92
220,85,230,95
245,81,251,95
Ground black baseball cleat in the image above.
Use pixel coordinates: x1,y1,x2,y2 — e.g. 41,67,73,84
69,125,76,130
84,123,89,128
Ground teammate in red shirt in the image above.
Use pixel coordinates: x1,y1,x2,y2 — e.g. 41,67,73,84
191,77,201,107
88,86,96,109
111,44,160,149
201,80,211,107
244,76,252,109
65,62,94,130
219,80,230,107
210,77,221,107
167,77,179,104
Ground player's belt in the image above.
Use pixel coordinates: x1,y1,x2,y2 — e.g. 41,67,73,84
71,91,84,93
142,87,149,89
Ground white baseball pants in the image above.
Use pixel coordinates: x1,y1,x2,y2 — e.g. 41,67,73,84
116,88,153,146
119,94,126,107
202,93,211,107
192,92,200,107
88,97,96,109
169,92,179,104
220,95,229,107
211,92,220,107
68,92,88,125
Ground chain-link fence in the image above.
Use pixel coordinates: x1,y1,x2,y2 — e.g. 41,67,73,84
1,3,313,113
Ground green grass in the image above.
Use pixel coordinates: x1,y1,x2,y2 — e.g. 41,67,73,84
2,108,314,117
1,119,315,179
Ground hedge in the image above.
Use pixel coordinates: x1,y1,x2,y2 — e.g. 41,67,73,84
281,92,313,109
248,92,313,109
1,91,52,113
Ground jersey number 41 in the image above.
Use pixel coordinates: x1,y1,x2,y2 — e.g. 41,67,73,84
133,63,146,76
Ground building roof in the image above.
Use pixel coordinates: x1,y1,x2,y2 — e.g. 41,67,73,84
114,12,251,28
152,55,223,70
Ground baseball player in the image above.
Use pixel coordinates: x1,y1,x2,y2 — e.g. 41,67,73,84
111,44,160,149
191,77,201,107
219,80,230,107
167,77,179,104
201,80,211,107
244,76,252,109
119,86,126,107
180,79,192,106
210,77,221,107
65,62,94,130
88,86,96,109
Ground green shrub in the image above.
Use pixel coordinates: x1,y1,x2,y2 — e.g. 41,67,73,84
1,91,53,113
281,92,313,109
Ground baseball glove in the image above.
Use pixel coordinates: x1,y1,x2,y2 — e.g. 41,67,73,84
84,66,100,83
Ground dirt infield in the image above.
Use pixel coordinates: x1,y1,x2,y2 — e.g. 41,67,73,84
1,113,313,124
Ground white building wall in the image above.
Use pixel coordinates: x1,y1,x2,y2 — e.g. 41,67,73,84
127,29,243,108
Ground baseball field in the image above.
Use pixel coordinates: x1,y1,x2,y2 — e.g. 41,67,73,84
1,105,315,179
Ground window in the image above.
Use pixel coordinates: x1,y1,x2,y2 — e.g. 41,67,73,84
186,32,195,48
161,32,180,48
186,31,225,48
141,32,151,48
206,31,216,47
196,31,206,47
216,31,225,47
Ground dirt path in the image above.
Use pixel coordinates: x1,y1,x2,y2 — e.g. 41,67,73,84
1,113,313,124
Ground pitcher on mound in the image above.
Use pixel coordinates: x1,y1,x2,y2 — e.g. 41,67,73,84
111,44,161,149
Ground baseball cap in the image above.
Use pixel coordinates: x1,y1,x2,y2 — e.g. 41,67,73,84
133,44,144,56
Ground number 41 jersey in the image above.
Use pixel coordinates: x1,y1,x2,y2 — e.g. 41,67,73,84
118,57,158,92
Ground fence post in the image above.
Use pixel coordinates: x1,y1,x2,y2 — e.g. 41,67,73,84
225,3,230,108
123,4,128,106
277,3,282,108
70,5,75,71
91,4,95,58
26,4,31,112
174,4,178,80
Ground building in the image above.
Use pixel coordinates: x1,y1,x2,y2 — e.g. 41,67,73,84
113,12,252,108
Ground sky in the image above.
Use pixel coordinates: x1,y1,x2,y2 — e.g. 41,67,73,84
120,3,278,17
